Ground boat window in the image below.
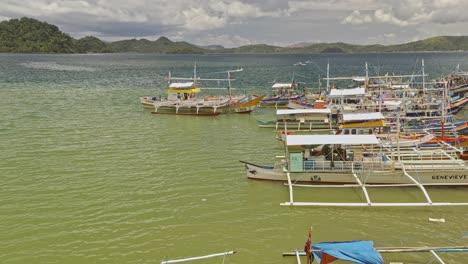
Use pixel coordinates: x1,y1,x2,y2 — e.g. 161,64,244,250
352,129,356,135
344,129,349,135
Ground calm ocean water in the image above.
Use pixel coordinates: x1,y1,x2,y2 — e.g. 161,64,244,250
1,53,468,264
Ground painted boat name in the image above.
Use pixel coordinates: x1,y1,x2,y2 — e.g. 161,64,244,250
432,175,467,180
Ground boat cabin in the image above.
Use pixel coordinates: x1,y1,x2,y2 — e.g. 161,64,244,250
166,82,200,101
272,82,296,96
275,109,333,131
285,134,386,172
327,87,373,112
339,112,386,129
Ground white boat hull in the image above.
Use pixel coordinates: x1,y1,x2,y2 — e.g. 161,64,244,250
241,161,468,184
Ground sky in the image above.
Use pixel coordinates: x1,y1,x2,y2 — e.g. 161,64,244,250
1,0,468,48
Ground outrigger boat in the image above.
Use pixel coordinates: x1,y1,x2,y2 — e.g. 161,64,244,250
151,81,264,116
262,110,437,148
241,134,467,185
241,134,468,207
445,64,468,99
253,81,305,108
257,109,333,130
283,227,468,263
141,68,264,115
336,112,437,148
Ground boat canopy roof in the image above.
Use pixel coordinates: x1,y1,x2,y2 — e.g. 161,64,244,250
383,100,402,106
286,135,379,146
329,87,366,97
272,83,292,88
342,112,385,122
169,82,194,88
352,77,366,82
277,109,331,115
391,84,410,89
312,240,384,264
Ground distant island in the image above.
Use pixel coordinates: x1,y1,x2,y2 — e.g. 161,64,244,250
2,17,468,54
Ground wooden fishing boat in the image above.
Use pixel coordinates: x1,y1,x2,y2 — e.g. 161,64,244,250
446,67,468,98
253,81,305,107
257,109,333,130
338,112,386,129
283,227,468,264
242,134,468,207
266,110,436,148
449,95,468,114
151,84,264,115
423,135,468,148
286,99,316,109
142,67,264,115
421,120,468,135
240,134,467,185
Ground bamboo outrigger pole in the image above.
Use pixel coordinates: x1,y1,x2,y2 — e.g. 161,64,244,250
161,251,236,264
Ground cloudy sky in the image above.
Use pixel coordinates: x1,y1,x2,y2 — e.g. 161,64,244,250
1,0,467,47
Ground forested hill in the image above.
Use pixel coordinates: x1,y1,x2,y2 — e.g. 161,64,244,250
0,17,78,53
1,17,468,54
0,17,110,53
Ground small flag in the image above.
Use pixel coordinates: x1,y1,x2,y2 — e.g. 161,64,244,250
304,227,313,264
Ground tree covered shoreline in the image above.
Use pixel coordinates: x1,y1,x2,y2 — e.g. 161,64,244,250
1,17,468,54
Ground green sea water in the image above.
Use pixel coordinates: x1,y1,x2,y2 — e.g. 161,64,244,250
1,53,468,264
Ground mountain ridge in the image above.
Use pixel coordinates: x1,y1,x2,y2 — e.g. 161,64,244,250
1,17,468,54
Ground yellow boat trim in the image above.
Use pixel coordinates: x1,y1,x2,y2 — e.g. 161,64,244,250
339,120,386,129
233,95,265,108
167,88,201,93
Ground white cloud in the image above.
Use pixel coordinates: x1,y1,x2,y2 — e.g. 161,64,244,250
373,9,409,27
192,34,253,48
0,0,467,47
433,0,461,8
341,10,373,25
340,0,468,27
210,1,261,17
288,0,381,13
181,7,226,31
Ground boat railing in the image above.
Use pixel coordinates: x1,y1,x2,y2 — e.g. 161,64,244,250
386,148,462,162
302,159,394,172
397,162,466,170
276,120,332,131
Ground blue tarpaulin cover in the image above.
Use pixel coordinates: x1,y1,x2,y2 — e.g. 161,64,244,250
312,240,384,264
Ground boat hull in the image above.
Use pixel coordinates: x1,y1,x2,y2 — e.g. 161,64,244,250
151,96,265,116
240,161,468,184
253,94,305,107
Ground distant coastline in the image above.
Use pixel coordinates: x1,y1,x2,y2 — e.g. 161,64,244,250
2,17,468,54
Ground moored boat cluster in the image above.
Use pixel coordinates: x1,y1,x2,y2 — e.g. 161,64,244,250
150,62,468,263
